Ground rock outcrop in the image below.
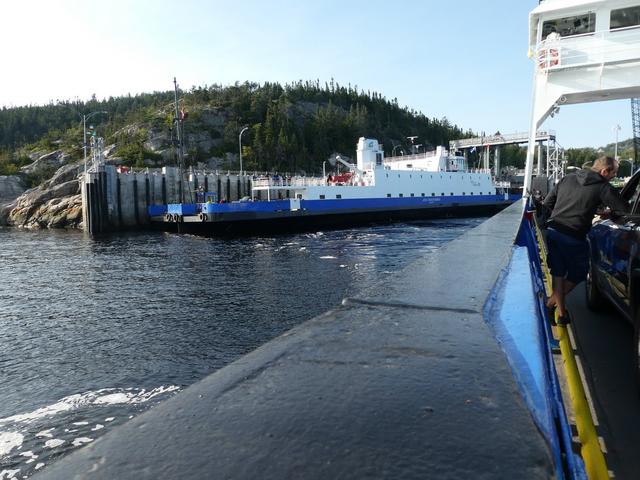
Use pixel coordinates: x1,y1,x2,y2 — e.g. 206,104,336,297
3,162,83,229
0,175,25,204
20,150,69,174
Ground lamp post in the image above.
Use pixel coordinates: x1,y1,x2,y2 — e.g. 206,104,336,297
77,110,108,174
239,126,249,175
613,124,621,160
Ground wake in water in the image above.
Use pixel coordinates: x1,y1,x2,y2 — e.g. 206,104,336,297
0,386,179,479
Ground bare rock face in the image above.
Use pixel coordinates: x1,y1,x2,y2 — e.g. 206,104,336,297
0,175,25,204
4,162,83,229
20,150,69,174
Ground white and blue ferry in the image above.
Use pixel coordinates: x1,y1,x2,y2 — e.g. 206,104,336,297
152,137,519,234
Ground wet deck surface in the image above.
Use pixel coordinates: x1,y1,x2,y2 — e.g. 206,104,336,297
567,286,640,480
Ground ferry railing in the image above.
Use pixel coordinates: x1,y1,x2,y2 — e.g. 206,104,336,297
537,27,640,72
252,177,327,189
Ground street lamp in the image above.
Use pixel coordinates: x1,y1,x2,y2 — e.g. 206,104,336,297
239,126,249,175
392,145,403,156
613,124,622,160
76,110,108,174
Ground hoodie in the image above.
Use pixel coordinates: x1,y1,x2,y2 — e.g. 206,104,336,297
542,169,628,238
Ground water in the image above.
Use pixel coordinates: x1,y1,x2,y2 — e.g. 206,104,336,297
0,218,483,478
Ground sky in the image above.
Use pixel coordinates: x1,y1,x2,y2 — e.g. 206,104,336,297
0,0,633,149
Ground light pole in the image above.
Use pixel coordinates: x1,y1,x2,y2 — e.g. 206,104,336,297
77,110,108,174
614,124,622,160
239,127,249,175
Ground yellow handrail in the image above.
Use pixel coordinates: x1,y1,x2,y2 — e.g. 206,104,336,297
532,215,609,480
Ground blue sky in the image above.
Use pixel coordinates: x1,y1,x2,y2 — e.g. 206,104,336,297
0,0,632,148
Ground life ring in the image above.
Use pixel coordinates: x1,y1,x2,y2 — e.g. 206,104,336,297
538,47,559,69
199,213,208,222
164,213,171,222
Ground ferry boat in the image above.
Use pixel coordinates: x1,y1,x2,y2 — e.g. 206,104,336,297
151,137,519,234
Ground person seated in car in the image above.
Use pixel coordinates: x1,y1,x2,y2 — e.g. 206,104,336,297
543,156,628,325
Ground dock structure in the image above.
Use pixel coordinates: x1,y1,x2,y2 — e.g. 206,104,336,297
449,131,564,184
80,165,252,234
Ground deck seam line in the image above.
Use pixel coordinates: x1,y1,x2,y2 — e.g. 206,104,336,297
341,297,479,314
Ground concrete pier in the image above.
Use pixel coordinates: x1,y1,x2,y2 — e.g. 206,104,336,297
81,166,253,233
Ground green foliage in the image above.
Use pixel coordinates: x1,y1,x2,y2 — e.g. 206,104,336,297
20,80,640,181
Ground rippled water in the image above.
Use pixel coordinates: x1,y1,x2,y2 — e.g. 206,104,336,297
0,218,483,478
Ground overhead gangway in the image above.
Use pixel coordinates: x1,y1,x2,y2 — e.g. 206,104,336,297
450,130,564,184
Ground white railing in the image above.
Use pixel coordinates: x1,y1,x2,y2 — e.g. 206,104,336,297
385,150,439,163
537,27,640,72
252,176,327,189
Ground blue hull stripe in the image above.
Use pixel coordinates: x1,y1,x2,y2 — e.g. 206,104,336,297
160,194,521,216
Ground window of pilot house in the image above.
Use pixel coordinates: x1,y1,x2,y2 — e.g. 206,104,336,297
611,6,640,30
541,12,596,39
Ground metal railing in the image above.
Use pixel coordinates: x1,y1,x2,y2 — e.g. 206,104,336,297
252,176,327,189
537,27,640,72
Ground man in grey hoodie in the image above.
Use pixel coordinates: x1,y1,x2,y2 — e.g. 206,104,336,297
543,156,628,325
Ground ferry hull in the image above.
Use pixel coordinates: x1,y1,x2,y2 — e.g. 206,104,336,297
152,195,520,235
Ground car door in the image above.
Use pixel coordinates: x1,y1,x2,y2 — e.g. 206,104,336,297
599,174,640,318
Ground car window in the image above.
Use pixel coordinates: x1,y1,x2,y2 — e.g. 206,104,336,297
621,173,640,212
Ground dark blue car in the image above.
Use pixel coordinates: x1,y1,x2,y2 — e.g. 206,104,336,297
586,171,640,385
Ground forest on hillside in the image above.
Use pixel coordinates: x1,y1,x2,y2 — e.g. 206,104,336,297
1,80,633,180
0,80,499,178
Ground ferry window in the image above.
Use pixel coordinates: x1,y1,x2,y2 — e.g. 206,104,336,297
441,192,444,196
296,194,302,199
611,6,640,30
410,174,412,178
542,12,596,38
410,193,414,197
387,193,391,197
336,194,342,199
386,173,389,178
463,192,466,195
376,153,382,166
450,192,453,195
430,193,434,196
319,194,325,199
407,164,413,168
398,174,401,178
399,193,404,197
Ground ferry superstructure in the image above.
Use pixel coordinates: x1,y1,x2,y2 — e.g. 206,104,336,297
152,137,518,234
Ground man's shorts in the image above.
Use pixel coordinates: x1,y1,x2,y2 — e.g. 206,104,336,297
545,227,589,284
